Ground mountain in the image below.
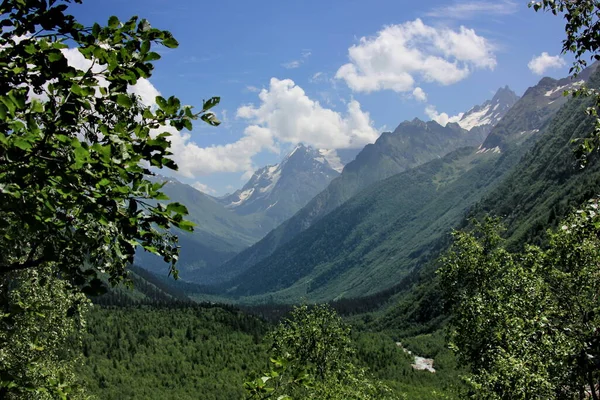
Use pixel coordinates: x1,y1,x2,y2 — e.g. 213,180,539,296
218,144,340,226
137,145,341,284
373,65,600,337
213,87,519,284
136,177,270,282
456,85,519,132
216,67,599,302
482,70,592,150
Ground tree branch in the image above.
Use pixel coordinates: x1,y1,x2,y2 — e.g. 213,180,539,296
0,258,45,274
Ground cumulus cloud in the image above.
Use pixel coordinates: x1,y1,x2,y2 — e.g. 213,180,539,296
61,48,159,107
425,0,518,19
425,105,464,126
152,78,379,178
413,87,427,102
60,48,301,180
237,77,379,150
335,19,496,93
528,52,566,75
166,124,276,178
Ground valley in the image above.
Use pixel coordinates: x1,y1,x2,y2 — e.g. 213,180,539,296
4,1,600,399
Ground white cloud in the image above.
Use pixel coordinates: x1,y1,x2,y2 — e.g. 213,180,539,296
527,52,566,75
166,124,276,178
127,77,160,107
335,19,496,94
237,77,379,150
156,78,379,178
282,50,311,70
61,48,159,107
282,60,301,69
425,0,518,19
59,47,276,180
425,105,464,126
310,71,325,83
245,85,260,92
413,87,427,102
191,181,217,194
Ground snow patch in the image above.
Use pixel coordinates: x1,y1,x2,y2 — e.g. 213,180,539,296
476,146,502,154
458,104,492,130
545,84,569,97
227,187,255,207
259,168,281,193
545,81,584,97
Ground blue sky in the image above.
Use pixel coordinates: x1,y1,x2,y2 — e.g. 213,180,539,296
72,0,572,195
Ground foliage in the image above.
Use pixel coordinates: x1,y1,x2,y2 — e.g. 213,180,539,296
244,304,399,399
0,0,220,397
78,305,268,400
0,267,90,399
353,331,461,400
0,0,219,289
439,202,600,399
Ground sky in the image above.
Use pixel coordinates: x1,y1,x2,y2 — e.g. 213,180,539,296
70,0,574,196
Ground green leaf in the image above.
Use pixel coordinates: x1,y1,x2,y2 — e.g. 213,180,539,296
74,146,89,163
143,52,161,62
141,40,151,54
70,84,83,96
202,97,220,112
166,202,188,215
108,15,119,28
116,94,133,108
162,37,179,49
200,113,221,127
13,137,32,150
30,100,44,113
156,96,168,110
177,220,195,232
47,51,63,62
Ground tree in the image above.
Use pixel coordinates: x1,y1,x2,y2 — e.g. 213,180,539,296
0,0,220,289
0,0,220,396
0,267,89,399
244,304,399,400
439,204,600,399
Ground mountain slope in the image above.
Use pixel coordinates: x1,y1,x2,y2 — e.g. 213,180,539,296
138,145,341,284
217,70,596,302
219,144,340,226
372,67,600,337
136,178,270,281
214,87,519,284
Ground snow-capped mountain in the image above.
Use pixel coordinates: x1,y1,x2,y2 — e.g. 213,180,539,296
219,144,340,225
456,86,520,131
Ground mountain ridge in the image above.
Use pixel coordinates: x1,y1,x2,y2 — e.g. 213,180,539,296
212,86,521,285
215,67,600,302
